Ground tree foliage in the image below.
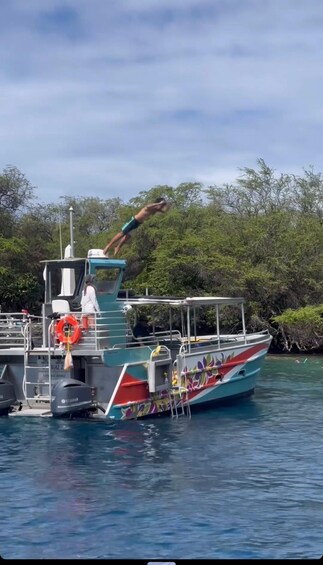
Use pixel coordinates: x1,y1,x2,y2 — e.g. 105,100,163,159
273,306,323,352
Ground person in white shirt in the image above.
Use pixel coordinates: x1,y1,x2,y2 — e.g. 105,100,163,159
81,274,100,329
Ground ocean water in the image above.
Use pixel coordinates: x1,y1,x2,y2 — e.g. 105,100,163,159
1,355,323,560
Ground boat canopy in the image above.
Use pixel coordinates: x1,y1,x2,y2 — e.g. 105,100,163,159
119,296,245,307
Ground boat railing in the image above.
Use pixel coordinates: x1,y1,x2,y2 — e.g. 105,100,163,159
43,308,130,351
111,329,182,350
179,329,271,354
0,313,43,349
0,309,271,354
47,311,112,351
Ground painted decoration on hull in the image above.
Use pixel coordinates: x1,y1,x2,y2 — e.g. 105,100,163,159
113,343,267,420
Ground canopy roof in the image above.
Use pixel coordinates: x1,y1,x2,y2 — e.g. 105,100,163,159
118,296,245,307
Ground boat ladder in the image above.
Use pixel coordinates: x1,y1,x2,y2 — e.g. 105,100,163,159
22,325,53,407
168,385,191,419
23,353,52,406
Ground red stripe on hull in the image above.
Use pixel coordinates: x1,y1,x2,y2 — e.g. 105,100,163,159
113,372,149,405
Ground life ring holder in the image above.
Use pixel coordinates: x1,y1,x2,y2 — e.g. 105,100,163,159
55,315,81,346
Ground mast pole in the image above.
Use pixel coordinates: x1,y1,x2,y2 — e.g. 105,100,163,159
69,206,74,257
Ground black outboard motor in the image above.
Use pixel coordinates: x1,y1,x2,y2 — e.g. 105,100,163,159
51,378,95,418
0,380,17,416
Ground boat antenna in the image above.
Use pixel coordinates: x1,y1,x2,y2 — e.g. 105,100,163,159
69,206,75,258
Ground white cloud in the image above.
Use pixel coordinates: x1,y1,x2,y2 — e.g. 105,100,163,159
1,0,323,203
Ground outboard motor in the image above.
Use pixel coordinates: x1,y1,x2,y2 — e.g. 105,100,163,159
51,378,95,418
0,380,17,416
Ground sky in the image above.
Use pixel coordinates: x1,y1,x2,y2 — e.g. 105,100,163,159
1,0,323,205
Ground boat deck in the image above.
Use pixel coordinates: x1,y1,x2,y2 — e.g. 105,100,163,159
9,406,52,417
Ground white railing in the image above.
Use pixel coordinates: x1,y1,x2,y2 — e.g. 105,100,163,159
111,329,182,350
179,330,271,354
0,313,42,349
0,309,271,355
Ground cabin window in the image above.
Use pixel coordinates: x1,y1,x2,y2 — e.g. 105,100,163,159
95,268,121,295
46,264,84,302
49,265,84,299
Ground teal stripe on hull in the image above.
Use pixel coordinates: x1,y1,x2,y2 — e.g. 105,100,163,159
189,369,259,406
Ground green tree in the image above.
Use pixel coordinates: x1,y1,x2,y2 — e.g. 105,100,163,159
273,306,323,352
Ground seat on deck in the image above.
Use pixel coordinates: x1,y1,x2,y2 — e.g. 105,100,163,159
51,299,70,315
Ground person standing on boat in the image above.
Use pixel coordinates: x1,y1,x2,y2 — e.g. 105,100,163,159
81,274,100,330
103,198,169,257
132,315,151,346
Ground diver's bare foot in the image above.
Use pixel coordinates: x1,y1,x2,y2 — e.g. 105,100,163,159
103,249,109,258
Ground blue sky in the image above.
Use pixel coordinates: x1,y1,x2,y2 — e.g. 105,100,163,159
1,0,323,204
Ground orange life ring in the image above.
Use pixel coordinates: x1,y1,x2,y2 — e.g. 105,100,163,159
55,315,81,345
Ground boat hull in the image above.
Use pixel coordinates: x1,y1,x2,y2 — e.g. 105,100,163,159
107,340,270,420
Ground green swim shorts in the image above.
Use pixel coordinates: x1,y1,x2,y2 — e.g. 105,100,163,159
121,216,141,235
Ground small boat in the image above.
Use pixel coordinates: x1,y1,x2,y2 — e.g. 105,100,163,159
0,248,272,421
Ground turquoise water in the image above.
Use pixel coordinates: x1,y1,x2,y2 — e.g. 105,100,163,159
1,355,323,559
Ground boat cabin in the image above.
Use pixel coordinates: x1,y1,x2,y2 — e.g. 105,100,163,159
41,250,127,347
